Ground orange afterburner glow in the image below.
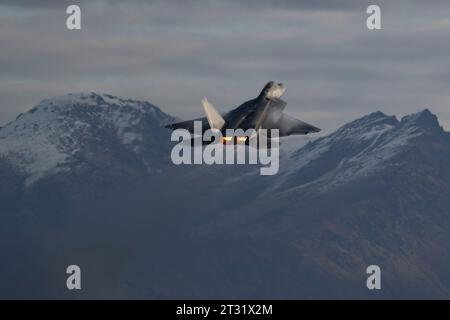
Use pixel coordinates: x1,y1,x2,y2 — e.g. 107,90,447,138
222,136,233,143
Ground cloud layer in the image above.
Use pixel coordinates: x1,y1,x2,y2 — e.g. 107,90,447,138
1,0,450,133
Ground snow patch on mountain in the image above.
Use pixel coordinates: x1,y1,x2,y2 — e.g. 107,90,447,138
271,109,442,195
0,101,76,185
0,93,171,186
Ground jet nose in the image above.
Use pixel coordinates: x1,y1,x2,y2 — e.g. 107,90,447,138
266,82,286,98
277,83,286,96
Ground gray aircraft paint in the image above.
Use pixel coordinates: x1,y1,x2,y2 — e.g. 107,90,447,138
165,81,321,139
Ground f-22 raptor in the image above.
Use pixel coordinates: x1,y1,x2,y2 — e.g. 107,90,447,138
165,81,321,144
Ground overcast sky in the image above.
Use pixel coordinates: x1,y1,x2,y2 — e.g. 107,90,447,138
1,0,450,134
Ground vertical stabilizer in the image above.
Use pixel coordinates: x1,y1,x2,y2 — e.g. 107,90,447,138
201,97,225,130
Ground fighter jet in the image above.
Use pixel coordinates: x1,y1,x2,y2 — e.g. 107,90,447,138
165,81,321,144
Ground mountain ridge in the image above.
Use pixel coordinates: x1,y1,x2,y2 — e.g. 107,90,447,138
2,93,450,298
0,92,174,185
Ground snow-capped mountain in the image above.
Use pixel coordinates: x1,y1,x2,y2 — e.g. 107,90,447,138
192,108,450,299
208,108,450,224
271,109,447,194
0,93,174,186
2,93,450,299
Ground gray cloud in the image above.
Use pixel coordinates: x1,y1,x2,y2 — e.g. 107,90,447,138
1,0,450,134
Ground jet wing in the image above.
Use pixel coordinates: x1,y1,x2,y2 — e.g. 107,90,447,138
165,117,210,133
262,109,321,136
